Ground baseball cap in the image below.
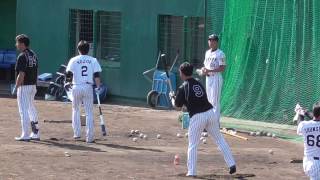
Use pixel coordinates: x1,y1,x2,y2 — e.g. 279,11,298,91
208,34,219,41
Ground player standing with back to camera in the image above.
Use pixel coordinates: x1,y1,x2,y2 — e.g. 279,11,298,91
65,40,102,143
170,62,236,177
201,34,226,116
297,102,320,180
14,34,40,141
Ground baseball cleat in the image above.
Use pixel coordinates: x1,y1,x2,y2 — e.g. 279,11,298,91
86,140,96,144
73,136,81,140
229,165,236,174
186,174,197,178
14,136,30,142
30,132,40,141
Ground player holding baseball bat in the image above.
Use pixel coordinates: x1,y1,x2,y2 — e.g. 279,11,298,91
169,62,236,177
65,40,103,143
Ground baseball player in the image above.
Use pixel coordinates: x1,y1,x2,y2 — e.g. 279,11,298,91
170,62,236,177
14,34,40,141
297,102,320,180
201,34,226,115
65,40,102,143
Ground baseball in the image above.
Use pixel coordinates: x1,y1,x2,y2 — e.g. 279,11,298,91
202,138,207,144
177,133,182,138
196,69,204,76
143,134,148,139
156,134,161,139
202,132,208,137
268,149,274,155
256,131,261,136
139,133,144,138
132,137,138,142
64,152,71,157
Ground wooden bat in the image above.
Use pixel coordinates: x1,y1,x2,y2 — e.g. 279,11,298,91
220,130,248,141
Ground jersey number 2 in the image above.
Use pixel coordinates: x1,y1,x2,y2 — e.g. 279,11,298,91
307,135,320,147
81,66,88,76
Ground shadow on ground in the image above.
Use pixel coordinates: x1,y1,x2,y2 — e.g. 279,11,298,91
175,173,255,180
95,142,164,152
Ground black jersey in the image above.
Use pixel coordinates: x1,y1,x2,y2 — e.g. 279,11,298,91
15,49,38,85
175,78,213,117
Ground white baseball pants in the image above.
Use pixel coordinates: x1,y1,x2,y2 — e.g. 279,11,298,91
17,85,38,138
303,157,320,180
71,84,94,142
187,108,236,176
206,74,223,114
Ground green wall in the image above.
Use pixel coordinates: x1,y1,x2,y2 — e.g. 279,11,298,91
16,0,205,100
0,0,16,49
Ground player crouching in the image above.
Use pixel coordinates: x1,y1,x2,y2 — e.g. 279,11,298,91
170,62,236,177
297,102,320,180
65,40,103,143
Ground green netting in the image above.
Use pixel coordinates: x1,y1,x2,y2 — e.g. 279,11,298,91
206,0,320,124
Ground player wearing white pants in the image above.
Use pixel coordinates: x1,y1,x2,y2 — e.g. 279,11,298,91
171,62,236,177
202,34,226,114
297,102,320,180
66,40,102,143
14,34,40,141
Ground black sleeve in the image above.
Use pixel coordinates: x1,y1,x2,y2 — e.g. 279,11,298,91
15,54,27,73
175,86,186,108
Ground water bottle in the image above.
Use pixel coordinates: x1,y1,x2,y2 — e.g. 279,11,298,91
182,112,190,129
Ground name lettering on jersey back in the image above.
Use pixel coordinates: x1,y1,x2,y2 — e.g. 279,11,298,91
304,126,320,134
77,59,92,64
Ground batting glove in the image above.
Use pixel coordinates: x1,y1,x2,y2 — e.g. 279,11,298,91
64,83,72,91
169,91,176,100
95,87,101,94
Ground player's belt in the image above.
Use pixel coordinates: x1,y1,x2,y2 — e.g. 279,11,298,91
314,157,319,160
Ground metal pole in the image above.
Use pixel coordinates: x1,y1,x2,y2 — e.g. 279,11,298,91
93,10,98,57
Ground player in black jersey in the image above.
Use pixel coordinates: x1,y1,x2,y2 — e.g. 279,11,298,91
170,62,236,177
14,34,40,141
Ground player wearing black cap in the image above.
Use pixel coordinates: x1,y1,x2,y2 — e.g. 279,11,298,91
14,34,40,141
170,62,236,177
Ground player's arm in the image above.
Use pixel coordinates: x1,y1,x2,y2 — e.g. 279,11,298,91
297,121,304,135
93,58,102,90
15,55,27,87
16,72,25,87
94,72,101,88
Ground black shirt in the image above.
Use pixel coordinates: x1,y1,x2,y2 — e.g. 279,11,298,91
15,49,38,85
175,78,213,117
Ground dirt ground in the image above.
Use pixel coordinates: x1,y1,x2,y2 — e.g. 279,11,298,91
0,97,307,180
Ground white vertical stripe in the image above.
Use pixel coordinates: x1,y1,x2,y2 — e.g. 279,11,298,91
187,108,236,176
17,85,38,138
303,157,320,180
71,85,94,142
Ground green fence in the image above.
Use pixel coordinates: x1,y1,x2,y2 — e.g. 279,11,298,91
206,0,320,124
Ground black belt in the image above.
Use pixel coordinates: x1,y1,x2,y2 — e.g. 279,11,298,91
314,157,319,160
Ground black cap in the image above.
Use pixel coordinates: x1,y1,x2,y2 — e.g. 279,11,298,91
208,34,219,41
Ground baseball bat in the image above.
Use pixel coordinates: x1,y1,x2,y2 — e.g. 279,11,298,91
220,130,248,141
96,92,107,136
